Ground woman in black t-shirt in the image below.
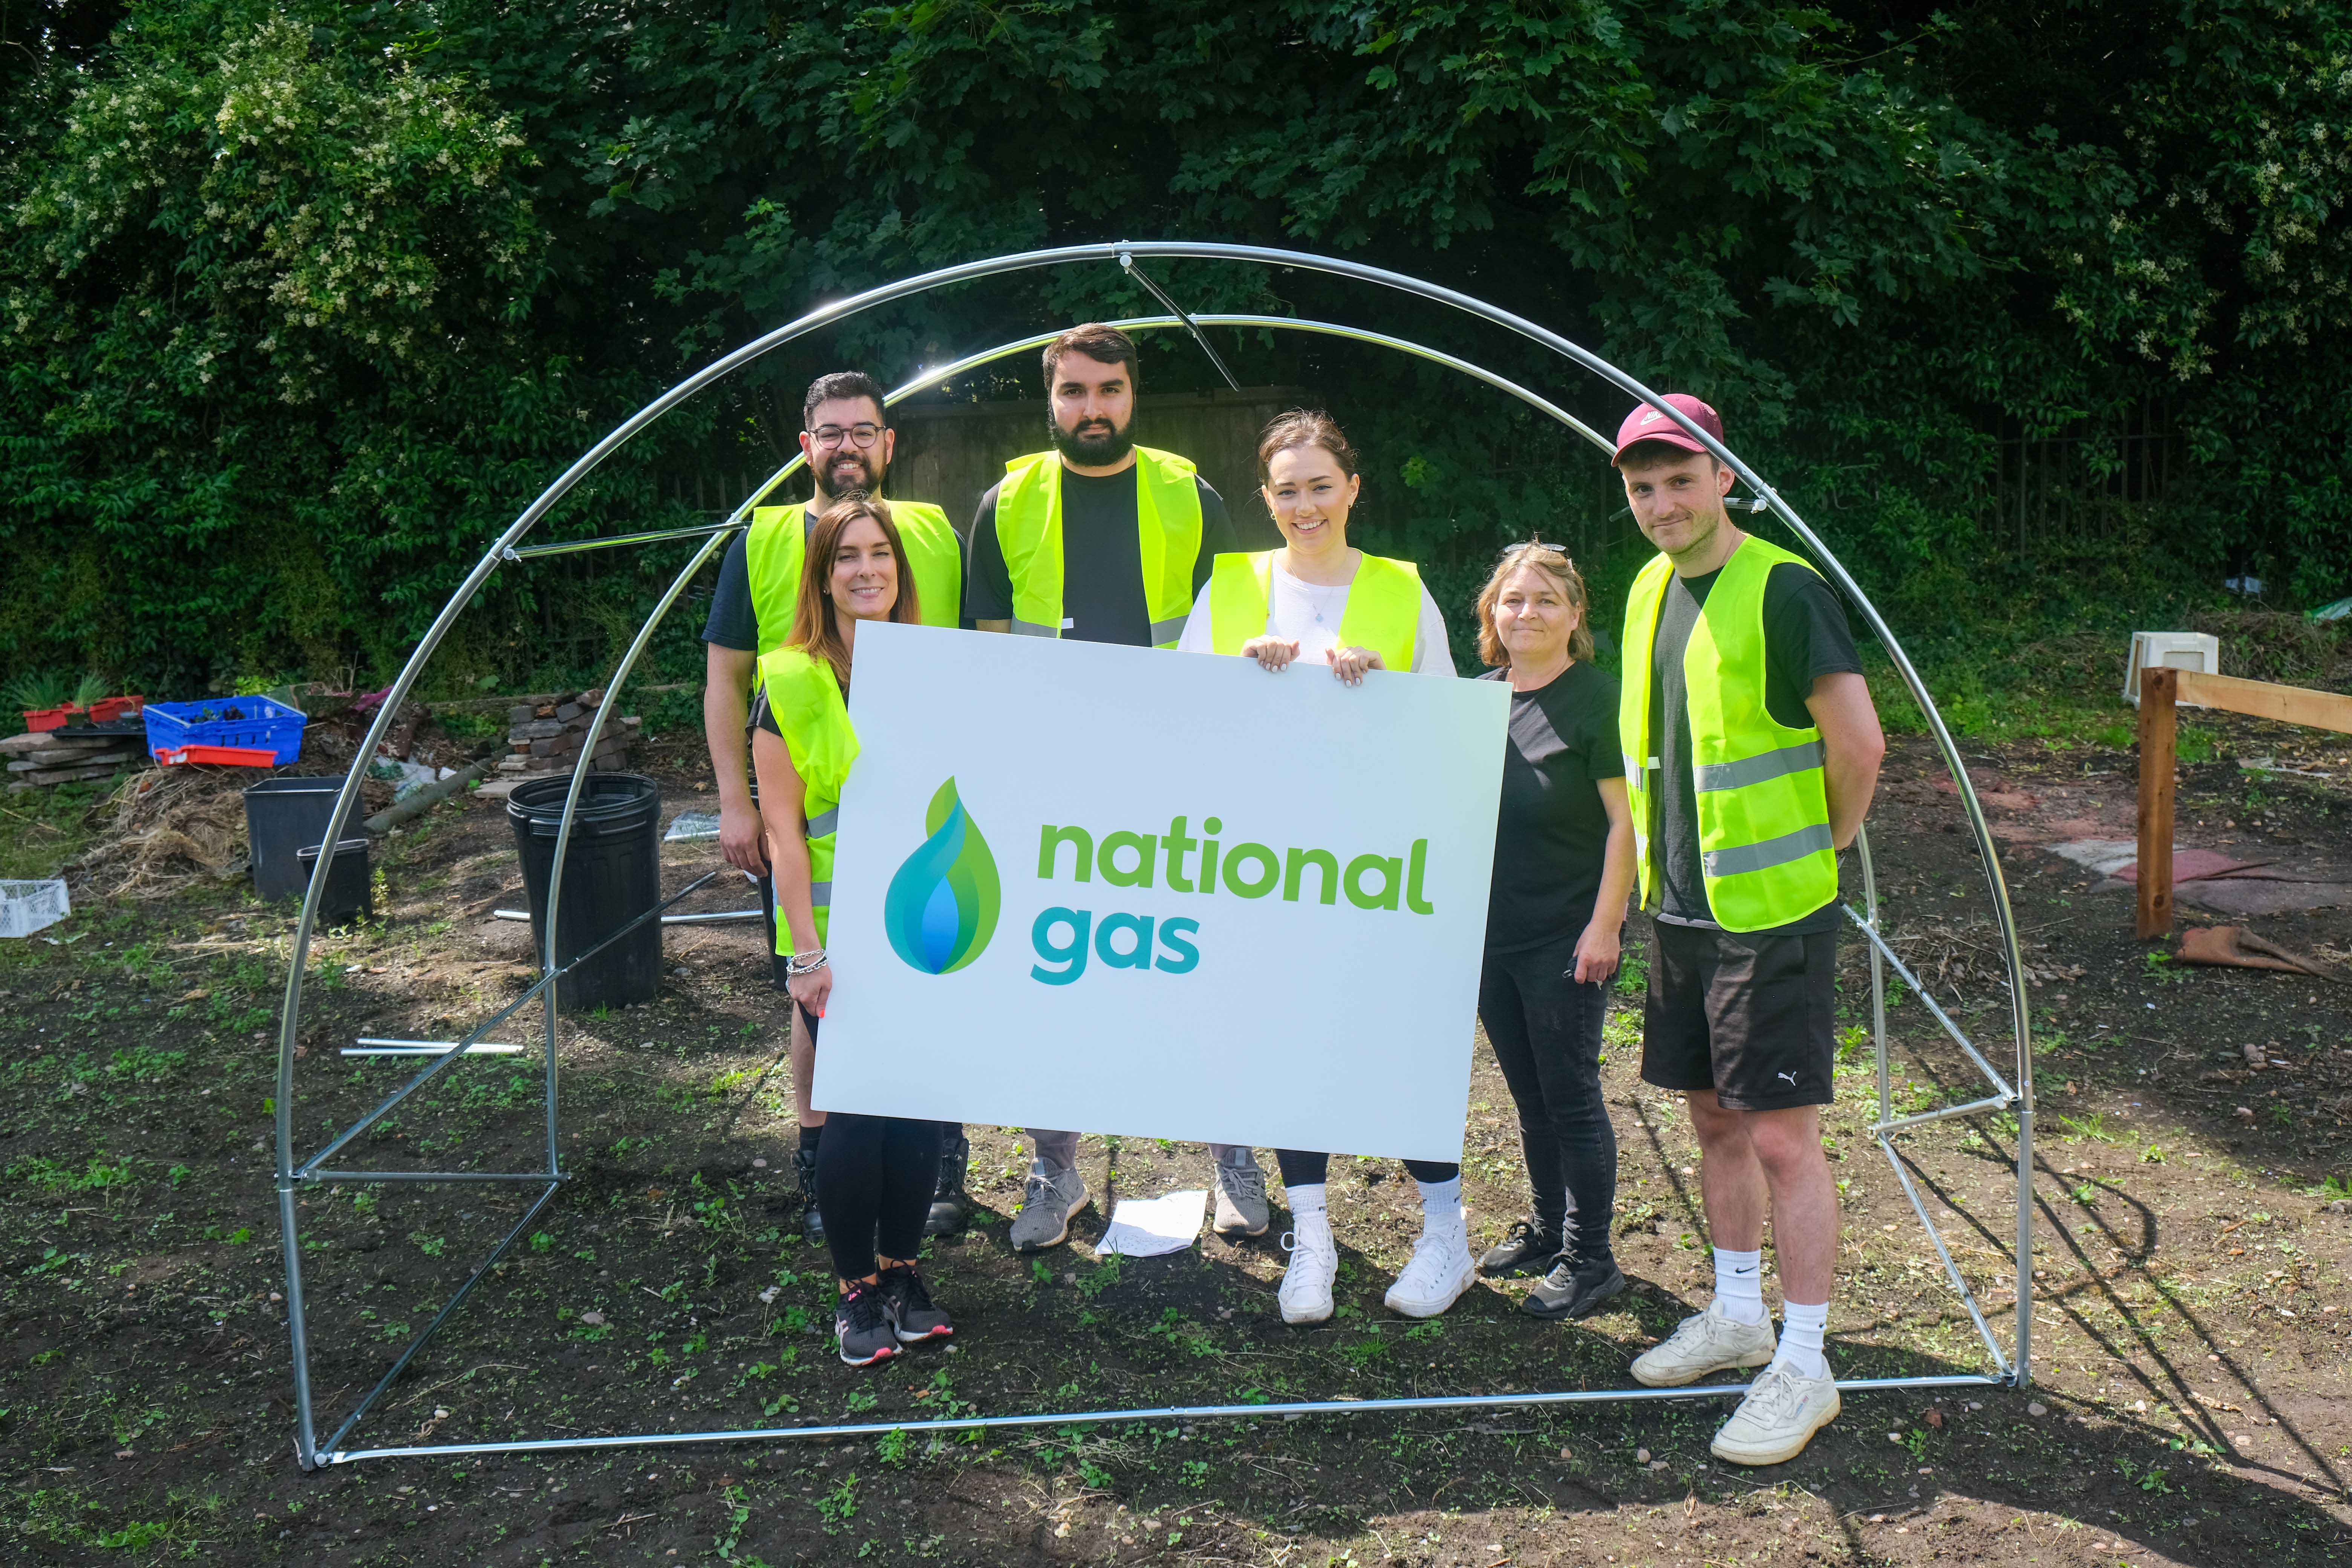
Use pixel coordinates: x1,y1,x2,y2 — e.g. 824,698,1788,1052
1470,542,1635,1321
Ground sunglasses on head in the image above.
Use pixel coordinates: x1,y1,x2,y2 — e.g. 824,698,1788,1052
1497,539,1572,560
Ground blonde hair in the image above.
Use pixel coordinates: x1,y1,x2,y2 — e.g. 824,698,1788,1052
1475,544,1596,666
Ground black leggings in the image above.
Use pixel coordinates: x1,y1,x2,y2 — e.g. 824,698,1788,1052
1478,929,1617,1263
803,1008,942,1280
1275,1150,1459,1188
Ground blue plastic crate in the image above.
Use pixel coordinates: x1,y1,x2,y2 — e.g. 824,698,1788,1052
143,695,308,765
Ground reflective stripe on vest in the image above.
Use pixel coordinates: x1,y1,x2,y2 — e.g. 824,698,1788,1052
754,646,861,948
993,447,1203,648
1617,537,1839,931
744,499,963,665
1205,551,1422,671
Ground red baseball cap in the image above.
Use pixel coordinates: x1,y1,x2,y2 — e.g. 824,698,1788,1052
1612,394,1723,464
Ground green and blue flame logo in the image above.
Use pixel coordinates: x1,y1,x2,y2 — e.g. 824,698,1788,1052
884,778,1001,974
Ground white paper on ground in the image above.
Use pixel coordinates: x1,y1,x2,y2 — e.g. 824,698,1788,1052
664,811,722,842
1094,1189,1208,1257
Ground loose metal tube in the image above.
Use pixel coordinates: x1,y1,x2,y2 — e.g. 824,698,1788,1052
323,1373,2005,1467
278,240,2033,1464
1839,903,2016,1102
350,1037,528,1053
1859,826,1892,1125
1874,1138,2012,1377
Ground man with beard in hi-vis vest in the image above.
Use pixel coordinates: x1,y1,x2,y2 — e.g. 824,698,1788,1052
702,371,971,1249
964,322,1246,1251
1611,394,1884,1468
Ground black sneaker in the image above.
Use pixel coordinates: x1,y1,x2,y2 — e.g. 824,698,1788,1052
834,1283,900,1366
794,1144,826,1248
1478,1217,1564,1278
877,1263,954,1343
1521,1256,1629,1321
923,1127,973,1238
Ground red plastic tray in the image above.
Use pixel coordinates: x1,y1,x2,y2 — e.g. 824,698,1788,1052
88,695,145,722
154,743,278,767
23,705,74,732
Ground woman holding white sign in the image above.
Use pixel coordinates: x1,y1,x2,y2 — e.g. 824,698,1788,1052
1178,410,1472,1324
752,496,955,1367
1468,542,1635,1322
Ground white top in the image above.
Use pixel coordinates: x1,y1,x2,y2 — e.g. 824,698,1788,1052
1175,558,1458,676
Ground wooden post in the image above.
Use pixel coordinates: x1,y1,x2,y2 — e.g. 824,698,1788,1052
2136,665,2178,939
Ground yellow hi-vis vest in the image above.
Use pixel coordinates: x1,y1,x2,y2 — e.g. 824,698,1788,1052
755,646,860,946
1619,537,1838,932
1205,550,1423,671
744,500,962,657
992,447,1202,647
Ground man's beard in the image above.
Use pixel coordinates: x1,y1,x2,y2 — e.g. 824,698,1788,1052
1049,412,1135,468
815,449,885,502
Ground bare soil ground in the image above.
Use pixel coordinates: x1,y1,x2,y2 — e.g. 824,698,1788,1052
4,718,2350,1567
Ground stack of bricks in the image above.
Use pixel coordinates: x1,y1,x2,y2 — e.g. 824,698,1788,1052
496,689,642,778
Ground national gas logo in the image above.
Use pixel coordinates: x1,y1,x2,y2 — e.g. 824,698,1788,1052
882,778,1001,974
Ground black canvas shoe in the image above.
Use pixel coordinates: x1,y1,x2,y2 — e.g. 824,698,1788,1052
1478,1217,1564,1278
834,1283,900,1367
923,1127,973,1238
794,1144,826,1248
877,1263,954,1343
1521,1255,1629,1321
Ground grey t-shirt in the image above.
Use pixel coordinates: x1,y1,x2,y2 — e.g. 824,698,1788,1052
1647,558,1862,936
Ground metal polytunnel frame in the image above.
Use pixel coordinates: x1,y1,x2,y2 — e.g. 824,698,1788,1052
272,241,2037,1471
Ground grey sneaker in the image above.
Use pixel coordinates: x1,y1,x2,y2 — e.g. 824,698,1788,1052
1521,1256,1628,1320
1709,1362,1841,1466
834,1283,899,1367
1213,1160,1269,1237
1630,1299,1776,1387
1008,1160,1090,1251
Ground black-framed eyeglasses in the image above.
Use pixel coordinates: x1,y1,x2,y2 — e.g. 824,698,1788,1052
809,423,884,450
1497,538,1571,560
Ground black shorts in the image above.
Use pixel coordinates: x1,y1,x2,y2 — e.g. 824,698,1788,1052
1639,920,1838,1111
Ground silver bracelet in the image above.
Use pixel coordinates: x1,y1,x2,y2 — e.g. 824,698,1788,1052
784,948,829,977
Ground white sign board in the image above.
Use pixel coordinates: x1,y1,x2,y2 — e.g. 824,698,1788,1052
813,622,1509,1163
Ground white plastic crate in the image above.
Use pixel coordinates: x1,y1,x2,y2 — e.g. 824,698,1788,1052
0,879,70,939
2122,631,2221,706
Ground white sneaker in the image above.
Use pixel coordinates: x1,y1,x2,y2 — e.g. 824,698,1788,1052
1277,1223,1336,1324
1382,1217,1475,1319
1629,1300,1777,1387
1709,1362,1842,1466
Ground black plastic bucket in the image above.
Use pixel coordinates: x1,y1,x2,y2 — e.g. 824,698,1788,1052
294,838,373,924
507,773,662,1012
246,776,349,902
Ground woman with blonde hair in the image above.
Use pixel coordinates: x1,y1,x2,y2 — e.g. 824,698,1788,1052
1178,409,1471,1323
1468,540,1635,1320
752,495,954,1365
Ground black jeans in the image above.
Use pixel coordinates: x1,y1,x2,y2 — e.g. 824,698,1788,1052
802,1006,942,1279
1478,929,1616,1263
1274,1150,1459,1187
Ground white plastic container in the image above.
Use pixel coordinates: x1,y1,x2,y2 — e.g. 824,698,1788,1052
2123,632,2221,706
0,878,70,938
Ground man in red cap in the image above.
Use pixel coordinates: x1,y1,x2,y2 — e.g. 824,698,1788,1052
1611,394,1884,1467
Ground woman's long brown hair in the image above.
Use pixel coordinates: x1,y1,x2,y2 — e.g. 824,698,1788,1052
787,495,920,692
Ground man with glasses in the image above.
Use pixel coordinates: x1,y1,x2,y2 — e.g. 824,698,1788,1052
963,323,1249,1250
702,370,971,1245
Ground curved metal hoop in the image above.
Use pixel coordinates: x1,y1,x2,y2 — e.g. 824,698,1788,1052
275,243,2035,1469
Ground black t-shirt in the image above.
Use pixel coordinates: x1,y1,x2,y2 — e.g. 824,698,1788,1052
702,526,767,652
1646,555,1862,936
1482,662,1625,951
963,466,1237,645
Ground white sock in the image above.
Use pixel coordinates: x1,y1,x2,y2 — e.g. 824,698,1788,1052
1286,1183,1330,1241
1415,1176,1464,1236
1713,1248,1768,1324
1775,1299,1830,1379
